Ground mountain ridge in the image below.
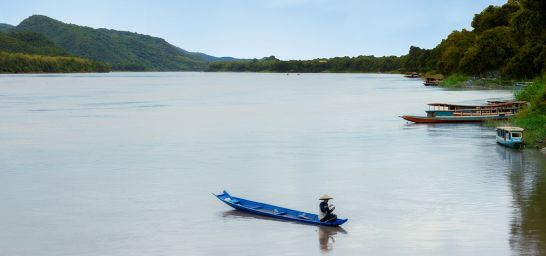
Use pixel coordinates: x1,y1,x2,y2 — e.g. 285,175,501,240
11,15,236,71
0,23,14,32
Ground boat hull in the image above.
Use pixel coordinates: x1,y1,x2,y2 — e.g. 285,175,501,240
214,191,348,227
401,115,511,123
496,137,524,148
424,82,439,86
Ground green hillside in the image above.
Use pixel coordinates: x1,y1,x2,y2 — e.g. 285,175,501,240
12,15,208,71
188,51,240,62
0,30,110,73
0,31,67,56
0,23,13,32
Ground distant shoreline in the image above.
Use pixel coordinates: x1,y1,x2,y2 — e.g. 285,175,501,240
0,70,403,75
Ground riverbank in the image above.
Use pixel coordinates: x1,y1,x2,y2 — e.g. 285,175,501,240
438,72,545,149
439,73,521,89
511,75,546,149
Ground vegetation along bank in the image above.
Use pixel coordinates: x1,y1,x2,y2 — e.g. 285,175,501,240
510,76,546,148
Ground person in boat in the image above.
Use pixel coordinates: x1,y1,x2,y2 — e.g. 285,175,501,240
319,194,337,222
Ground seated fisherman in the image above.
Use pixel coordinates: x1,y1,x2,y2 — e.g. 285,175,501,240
319,194,337,222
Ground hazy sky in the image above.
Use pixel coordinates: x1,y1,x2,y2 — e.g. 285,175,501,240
0,0,506,59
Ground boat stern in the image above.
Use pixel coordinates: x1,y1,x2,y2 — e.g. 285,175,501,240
333,218,348,226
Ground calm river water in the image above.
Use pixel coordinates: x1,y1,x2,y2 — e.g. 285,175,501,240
0,72,544,255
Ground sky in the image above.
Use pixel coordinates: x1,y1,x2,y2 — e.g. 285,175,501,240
0,0,507,60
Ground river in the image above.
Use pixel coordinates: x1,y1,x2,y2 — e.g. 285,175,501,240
0,72,544,255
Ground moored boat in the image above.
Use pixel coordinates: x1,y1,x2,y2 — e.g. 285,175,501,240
496,126,524,148
214,190,348,227
404,72,420,78
424,77,441,86
402,101,527,123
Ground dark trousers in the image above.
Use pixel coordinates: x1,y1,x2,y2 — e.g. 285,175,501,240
320,213,337,222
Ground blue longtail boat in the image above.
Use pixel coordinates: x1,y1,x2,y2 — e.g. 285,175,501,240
214,191,348,227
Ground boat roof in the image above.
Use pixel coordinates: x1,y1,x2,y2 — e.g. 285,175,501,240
428,101,527,107
496,126,524,131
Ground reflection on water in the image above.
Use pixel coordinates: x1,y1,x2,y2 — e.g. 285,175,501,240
318,226,347,252
499,147,546,255
221,209,282,223
221,210,347,252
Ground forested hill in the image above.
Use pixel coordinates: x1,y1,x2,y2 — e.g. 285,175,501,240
208,0,546,79
0,31,110,73
0,23,13,32
0,31,67,56
11,15,232,71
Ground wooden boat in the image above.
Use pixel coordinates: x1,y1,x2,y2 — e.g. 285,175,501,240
404,72,420,78
402,101,527,123
496,126,524,148
214,190,348,227
424,77,440,86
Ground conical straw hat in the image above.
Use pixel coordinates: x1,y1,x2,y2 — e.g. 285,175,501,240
319,194,333,200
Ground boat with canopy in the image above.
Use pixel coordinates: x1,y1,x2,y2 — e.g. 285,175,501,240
401,100,527,123
496,126,524,148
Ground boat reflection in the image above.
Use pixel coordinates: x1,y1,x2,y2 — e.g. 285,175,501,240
318,226,347,252
497,148,546,255
221,209,284,222
221,210,348,252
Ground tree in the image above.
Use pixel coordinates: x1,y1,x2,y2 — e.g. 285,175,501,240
435,29,476,74
471,2,519,33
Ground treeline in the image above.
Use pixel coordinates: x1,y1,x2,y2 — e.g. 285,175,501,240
0,51,110,73
208,0,546,79
375,0,546,79
425,0,546,78
207,55,403,73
